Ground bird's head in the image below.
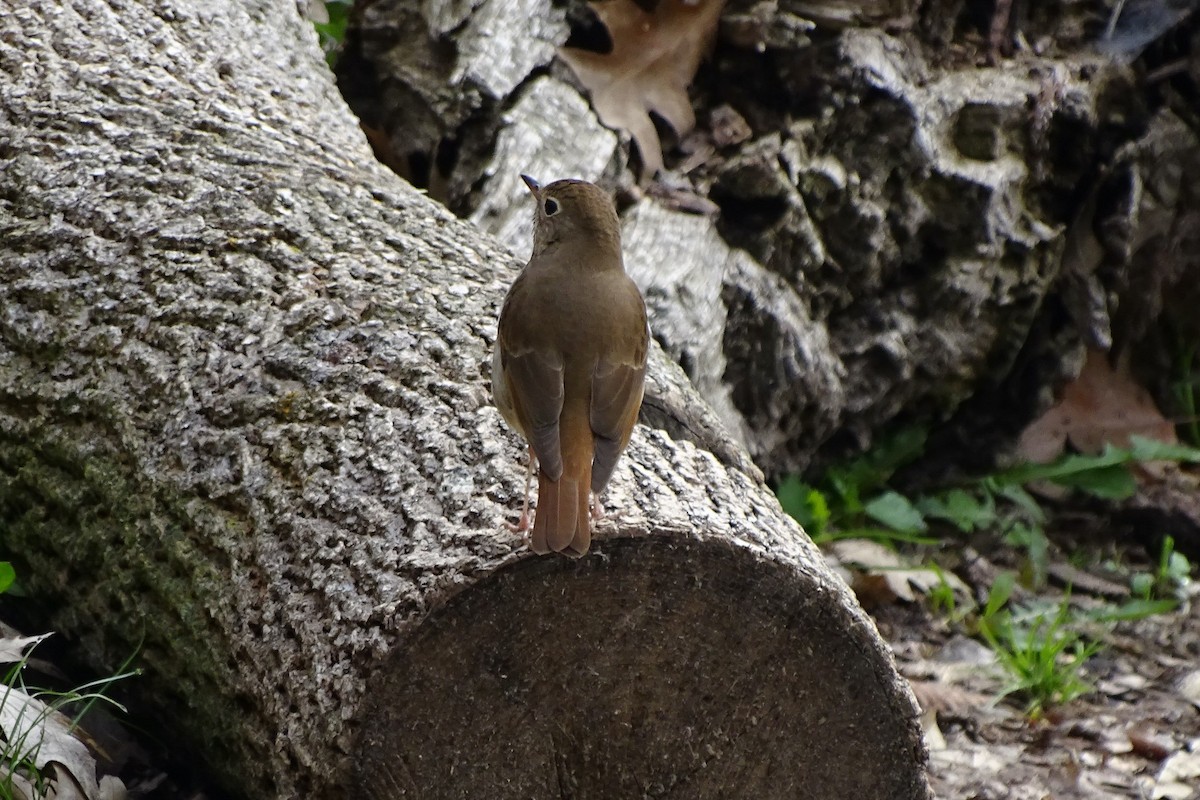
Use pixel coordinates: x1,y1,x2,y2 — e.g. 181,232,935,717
522,175,622,261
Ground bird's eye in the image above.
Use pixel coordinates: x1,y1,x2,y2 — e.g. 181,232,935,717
543,197,560,216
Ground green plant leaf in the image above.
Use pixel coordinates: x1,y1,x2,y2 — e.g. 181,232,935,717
1127,435,1200,463
996,446,1130,484
825,426,929,509
805,488,831,532
1005,523,1050,589
826,467,864,514
313,1,352,66
1086,598,1178,622
862,425,929,475
983,572,1016,621
981,593,1100,716
776,477,829,537
1166,551,1191,580
1052,464,1137,499
775,475,809,519
919,488,996,532
988,480,1047,524
864,491,928,534
996,437,1200,502
817,526,939,545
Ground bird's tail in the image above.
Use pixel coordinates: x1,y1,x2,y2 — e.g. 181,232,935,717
530,407,593,557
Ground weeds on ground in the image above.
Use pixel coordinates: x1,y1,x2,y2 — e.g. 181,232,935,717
1130,534,1192,602
975,575,1100,716
775,428,1200,715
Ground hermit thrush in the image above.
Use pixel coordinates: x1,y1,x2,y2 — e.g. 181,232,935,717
492,176,649,557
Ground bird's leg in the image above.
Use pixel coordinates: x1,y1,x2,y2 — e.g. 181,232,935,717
590,493,606,521
506,445,536,538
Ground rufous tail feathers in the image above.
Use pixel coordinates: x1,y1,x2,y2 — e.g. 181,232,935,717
530,406,593,557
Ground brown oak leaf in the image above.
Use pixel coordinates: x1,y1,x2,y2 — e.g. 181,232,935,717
560,0,725,177
1017,347,1177,463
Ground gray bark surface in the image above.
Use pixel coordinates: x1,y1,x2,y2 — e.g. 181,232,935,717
0,1,927,798
350,0,1200,475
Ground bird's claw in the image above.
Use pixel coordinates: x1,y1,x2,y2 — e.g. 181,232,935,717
505,510,532,535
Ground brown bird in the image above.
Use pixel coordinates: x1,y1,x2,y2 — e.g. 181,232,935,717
492,175,649,557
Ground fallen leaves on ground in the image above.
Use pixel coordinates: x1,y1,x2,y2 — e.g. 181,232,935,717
826,538,969,608
1017,347,1177,463
0,684,127,800
891,536,1200,800
0,631,128,800
0,631,53,664
560,0,725,176
1155,745,1200,799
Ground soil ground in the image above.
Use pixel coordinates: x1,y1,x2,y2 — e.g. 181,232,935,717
868,531,1200,800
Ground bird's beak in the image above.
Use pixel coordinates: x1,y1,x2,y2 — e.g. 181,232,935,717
520,174,540,196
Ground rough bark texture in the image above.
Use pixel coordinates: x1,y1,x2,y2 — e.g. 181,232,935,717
345,0,1200,476
0,1,927,798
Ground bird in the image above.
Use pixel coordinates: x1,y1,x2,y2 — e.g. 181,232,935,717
492,175,649,558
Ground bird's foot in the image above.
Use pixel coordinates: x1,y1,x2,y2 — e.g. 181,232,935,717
505,508,532,536
504,446,535,546
590,497,606,521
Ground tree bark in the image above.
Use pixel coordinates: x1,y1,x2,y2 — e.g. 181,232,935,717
346,0,1200,476
0,1,927,798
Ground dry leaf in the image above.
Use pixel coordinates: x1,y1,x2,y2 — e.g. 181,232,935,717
1154,746,1200,799
1044,561,1130,599
9,773,38,800
826,538,968,607
1017,346,1177,463
1176,670,1200,710
909,679,993,717
0,686,124,800
920,706,946,750
49,762,90,800
97,776,127,800
1126,723,1174,761
907,678,993,753
560,0,725,176
0,632,53,665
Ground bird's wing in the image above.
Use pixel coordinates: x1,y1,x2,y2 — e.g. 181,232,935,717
590,292,648,493
501,346,566,481
496,266,567,480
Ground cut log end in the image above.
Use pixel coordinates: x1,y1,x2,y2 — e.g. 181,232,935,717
355,535,929,799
